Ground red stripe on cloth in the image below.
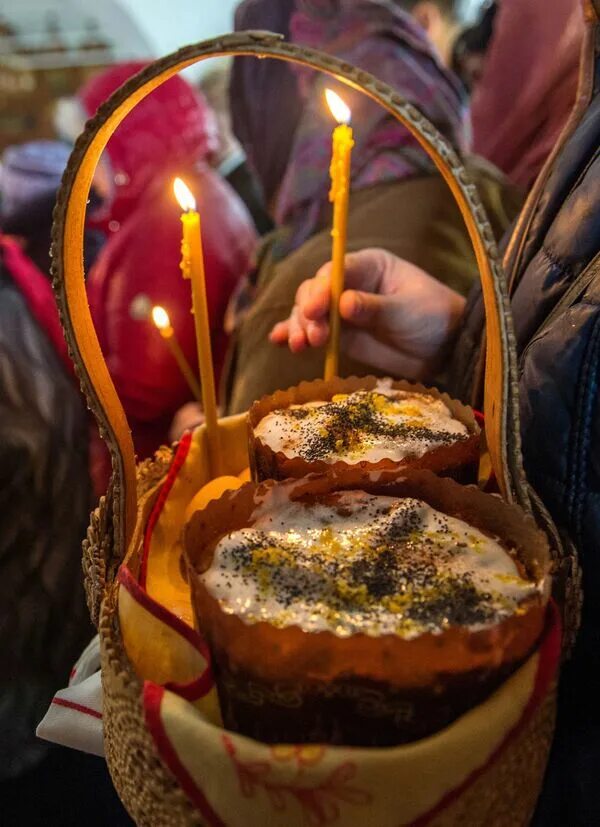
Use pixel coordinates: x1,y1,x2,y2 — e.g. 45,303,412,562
139,431,193,589
52,697,102,720
118,566,214,701
118,566,211,662
143,682,225,827
164,668,214,702
411,601,561,826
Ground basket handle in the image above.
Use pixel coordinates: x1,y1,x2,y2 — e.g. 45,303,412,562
52,31,527,556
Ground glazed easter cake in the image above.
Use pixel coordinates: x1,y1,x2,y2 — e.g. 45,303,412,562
185,471,550,746
248,376,479,482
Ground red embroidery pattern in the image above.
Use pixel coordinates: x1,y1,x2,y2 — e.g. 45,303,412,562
223,735,371,826
140,430,193,589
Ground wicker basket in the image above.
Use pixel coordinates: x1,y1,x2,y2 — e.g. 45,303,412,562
51,31,578,826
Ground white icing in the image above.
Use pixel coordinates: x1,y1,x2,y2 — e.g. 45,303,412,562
254,381,469,465
201,490,539,639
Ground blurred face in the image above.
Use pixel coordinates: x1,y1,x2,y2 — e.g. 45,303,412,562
199,66,238,169
92,155,114,202
460,52,486,91
54,96,113,203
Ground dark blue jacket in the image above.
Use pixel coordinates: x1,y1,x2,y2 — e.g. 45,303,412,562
451,5,600,823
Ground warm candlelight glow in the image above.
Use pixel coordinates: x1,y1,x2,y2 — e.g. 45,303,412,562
173,175,220,473
325,88,351,125
151,305,170,330
323,89,354,380
173,177,197,212
150,303,201,402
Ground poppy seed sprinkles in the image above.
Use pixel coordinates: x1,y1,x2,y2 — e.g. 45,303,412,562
201,490,539,639
253,383,469,465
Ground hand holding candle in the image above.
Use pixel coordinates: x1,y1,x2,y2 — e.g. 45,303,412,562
324,88,354,381
151,305,202,402
174,177,220,475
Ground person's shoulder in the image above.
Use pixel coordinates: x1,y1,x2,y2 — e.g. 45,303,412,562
464,154,523,204
465,153,513,184
463,153,524,239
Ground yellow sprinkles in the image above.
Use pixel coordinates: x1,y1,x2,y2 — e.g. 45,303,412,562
202,491,539,639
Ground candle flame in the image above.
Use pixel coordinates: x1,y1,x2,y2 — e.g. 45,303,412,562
151,305,170,330
325,88,351,125
173,177,197,211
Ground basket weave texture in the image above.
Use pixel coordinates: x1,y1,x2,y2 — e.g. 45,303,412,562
52,31,578,826
85,457,557,827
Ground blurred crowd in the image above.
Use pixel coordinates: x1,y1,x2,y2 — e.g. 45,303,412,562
0,0,594,824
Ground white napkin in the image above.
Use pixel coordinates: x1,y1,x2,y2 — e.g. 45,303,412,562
37,636,104,757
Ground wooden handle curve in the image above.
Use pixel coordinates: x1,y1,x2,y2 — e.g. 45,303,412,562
51,31,526,556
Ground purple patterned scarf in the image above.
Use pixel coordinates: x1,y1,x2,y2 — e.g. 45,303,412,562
274,0,468,256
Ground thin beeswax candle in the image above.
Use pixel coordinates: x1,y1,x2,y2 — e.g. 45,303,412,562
174,177,220,474
323,88,354,381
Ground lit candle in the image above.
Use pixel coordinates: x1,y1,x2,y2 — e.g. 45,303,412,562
151,305,202,403
323,88,354,381
173,177,220,474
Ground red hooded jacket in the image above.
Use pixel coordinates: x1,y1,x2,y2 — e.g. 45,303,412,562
82,64,256,468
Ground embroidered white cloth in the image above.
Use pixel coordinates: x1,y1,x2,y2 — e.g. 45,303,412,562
36,636,104,757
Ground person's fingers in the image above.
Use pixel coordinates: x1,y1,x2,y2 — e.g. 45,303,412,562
298,249,391,322
340,248,390,293
287,306,310,352
296,271,323,307
339,289,395,328
341,329,428,380
306,319,329,348
270,314,329,349
300,271,332,321
269,320,290,344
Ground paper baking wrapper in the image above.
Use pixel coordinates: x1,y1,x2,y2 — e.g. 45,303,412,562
185,470,551,746
247,376,480,484
112,415,558,824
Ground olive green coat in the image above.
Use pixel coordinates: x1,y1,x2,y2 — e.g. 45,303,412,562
223,158,521,414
